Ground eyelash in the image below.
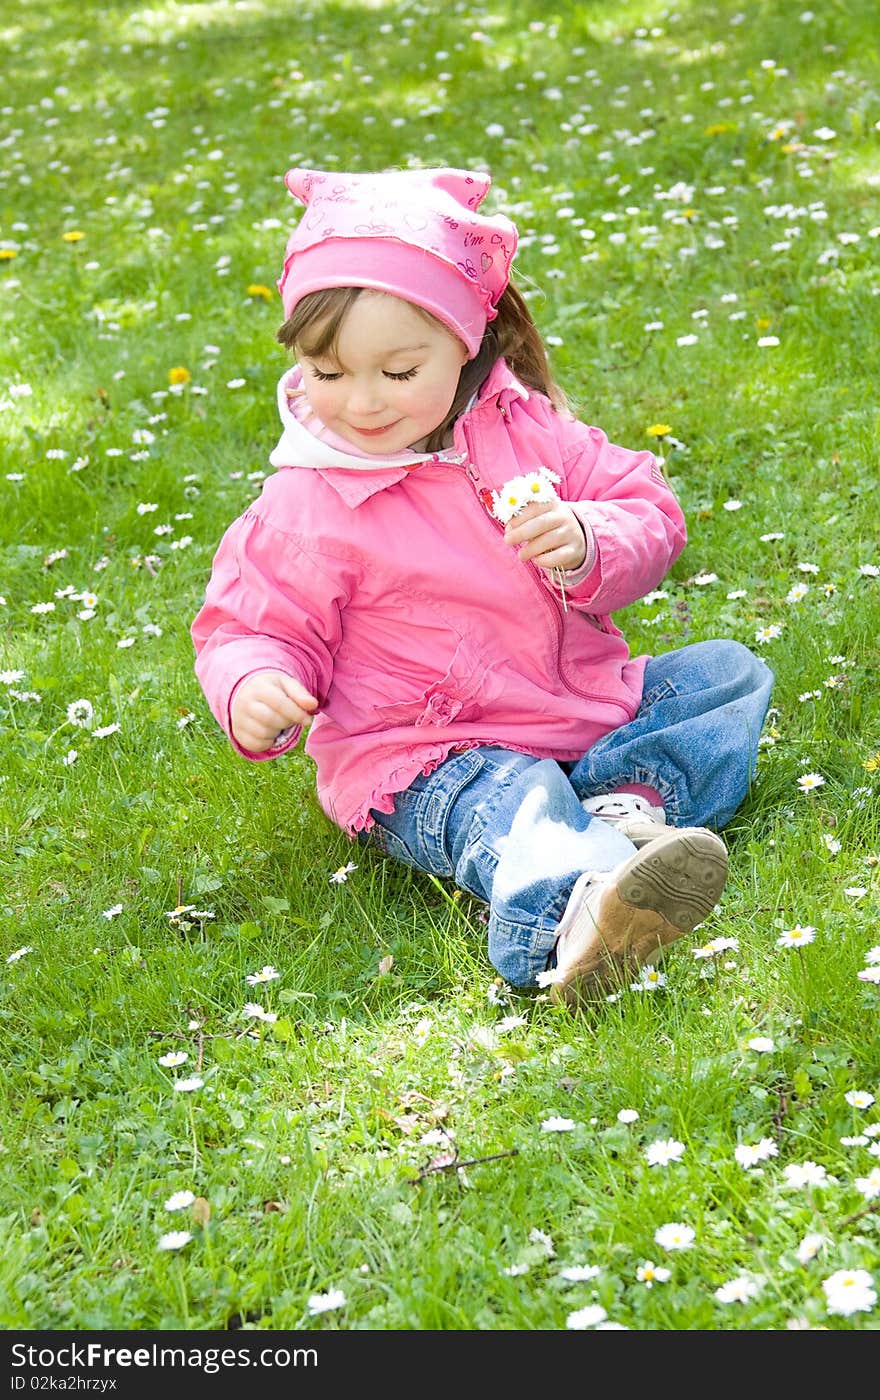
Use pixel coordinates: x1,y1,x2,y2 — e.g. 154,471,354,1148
309,368,418,382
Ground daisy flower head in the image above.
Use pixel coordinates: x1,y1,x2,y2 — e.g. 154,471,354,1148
157,1231,192,1251
776,924,817,949
630,965,667,991
734,1137,778,1168
5,946,32,964
489,468,560,525
715,1275,762,1304
566,1304,608,1330
617,1108,639,1124
822,1269,877,1317
693,935,739,960
845,1090,875,1110
66,698,94,727
855,1167,880,1201
747,1036,775,1053
783,1161,828,1189
242,1002,277,1023
559,1264,601,1282
158,1051,188,1068
637,1260,671,1287
246,965,280,986
535,966,564,988
797,772,825,793
307,1287,346,1316
796,1233,827,1265
645,1137,686,1167
654,1222,696,1252
329,862,357,884
541,1116,576,1133
497,1014,528,1033
172,1076,204,1093
164,1190,196,1212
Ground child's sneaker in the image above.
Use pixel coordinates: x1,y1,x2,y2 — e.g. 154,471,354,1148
547,828,728,1007
582,792,667,847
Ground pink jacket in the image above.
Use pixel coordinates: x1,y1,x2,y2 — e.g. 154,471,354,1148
192,359,687,835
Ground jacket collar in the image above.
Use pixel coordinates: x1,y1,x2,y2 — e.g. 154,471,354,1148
269,358,530,507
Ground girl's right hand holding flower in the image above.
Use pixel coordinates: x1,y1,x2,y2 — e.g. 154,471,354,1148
230,670,318,752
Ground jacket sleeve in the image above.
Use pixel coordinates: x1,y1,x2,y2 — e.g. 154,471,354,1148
548,416,687,614
191,507,346,760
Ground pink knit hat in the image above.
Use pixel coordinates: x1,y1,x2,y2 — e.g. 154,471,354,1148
276,167,518,359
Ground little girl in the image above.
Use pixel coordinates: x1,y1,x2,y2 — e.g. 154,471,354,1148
192,166,773,1006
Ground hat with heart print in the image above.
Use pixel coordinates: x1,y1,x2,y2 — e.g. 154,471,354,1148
276,166,518,358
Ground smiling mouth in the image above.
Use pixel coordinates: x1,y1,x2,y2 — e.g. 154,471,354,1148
348,421,401,437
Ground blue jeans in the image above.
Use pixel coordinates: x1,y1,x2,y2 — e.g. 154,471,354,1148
359,640,773,988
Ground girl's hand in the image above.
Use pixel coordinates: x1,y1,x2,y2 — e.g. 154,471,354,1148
230,670,318,752
504,500,587,573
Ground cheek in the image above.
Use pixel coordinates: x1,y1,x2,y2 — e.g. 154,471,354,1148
403,370,460,420
302,380,338,419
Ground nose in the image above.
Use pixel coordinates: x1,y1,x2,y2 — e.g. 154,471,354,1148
346,376,385,416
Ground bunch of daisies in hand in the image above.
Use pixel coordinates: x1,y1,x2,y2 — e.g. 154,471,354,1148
488,467,569,610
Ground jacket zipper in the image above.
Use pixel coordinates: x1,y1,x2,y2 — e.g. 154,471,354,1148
456,452,625,708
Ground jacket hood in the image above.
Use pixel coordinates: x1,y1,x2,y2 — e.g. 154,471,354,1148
268,359,533,474
269,365,441,473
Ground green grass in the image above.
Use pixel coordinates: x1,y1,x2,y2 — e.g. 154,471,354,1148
1,0,879,1331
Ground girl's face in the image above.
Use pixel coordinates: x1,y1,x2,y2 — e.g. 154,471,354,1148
297,291,469,455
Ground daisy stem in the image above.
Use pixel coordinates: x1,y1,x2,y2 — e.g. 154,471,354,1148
188,1101,200,1173
796,947,813,1027
172,1257,191,1324
555,568,568,612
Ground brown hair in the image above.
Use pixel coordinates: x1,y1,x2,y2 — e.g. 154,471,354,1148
276,278,569,453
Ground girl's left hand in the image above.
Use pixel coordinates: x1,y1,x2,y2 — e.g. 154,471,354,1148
504,500,587,573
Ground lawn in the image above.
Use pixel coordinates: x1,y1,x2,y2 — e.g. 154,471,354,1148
1,0,879,1332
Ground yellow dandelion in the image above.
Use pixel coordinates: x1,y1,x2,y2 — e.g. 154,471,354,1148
704,122,735,136
646,424,671,437
756,317,772,332
864,754,880,773
781,142,803,154
0,248,18,261
247,284,274,301
62,230,84,243
168,366,191,386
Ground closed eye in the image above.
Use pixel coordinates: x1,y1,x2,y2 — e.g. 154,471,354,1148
309,368,342,382
384,367,417,381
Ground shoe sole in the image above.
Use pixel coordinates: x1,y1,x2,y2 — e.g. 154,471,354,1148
551,829,728,1007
